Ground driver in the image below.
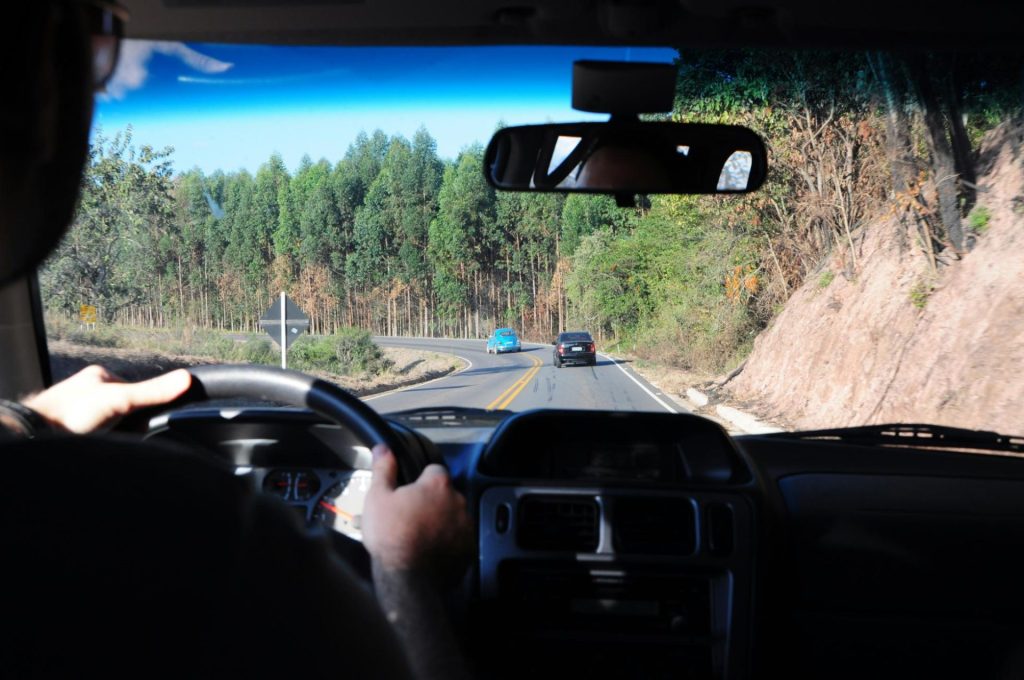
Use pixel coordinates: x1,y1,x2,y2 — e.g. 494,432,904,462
575,139,673,193
0,3,471,678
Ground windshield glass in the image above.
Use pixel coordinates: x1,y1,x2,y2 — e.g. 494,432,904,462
41,43,1024,436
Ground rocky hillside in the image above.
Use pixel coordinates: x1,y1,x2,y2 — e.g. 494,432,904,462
724,123,1024,435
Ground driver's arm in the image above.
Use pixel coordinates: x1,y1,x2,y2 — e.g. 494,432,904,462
3,366,475,680
363,445,474,680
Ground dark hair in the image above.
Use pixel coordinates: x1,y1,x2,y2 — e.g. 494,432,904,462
0,4,93,284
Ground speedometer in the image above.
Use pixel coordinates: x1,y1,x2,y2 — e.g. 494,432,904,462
312,470,373,541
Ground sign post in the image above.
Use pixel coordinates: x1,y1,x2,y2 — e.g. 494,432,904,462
258,293,310,369
280,291,286,368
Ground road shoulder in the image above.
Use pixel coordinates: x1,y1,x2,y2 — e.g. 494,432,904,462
626,358,784,434
596,352,690,414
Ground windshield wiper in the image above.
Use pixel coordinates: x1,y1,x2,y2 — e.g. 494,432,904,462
764,423,1024,454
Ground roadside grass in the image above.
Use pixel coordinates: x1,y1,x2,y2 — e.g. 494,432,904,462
45,314,393,377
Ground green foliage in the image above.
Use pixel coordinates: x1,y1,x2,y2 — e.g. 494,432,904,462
910,279,934,309
560,195,632,257
429,146,496,328
968,205,992,233
289,328,393,376
41,127,176,322
566,195,761,372
953,54,1024,145
818,271,835,288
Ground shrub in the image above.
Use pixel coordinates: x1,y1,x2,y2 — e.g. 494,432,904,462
66,326,122,348
186,331,236,360
235,337,276,365
288,337,337,372
45,314,71,341
817,270,835,289
289,328,392,376
968,205,991,233
910,279,934,309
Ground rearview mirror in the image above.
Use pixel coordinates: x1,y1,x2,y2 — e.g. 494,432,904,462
484,122,767,196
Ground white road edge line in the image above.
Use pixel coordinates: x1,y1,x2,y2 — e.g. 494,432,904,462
362,352,474,402
598,352,677,414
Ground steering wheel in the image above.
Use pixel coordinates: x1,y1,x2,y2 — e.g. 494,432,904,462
134,363,434,492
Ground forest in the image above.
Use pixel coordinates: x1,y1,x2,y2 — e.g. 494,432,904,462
42,50,1020,372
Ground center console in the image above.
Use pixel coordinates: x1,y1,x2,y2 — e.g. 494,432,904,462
469,411,757,679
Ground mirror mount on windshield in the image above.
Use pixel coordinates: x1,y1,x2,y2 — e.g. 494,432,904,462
572,61,677,117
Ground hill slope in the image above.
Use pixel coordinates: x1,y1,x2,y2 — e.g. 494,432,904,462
725,123,1024,434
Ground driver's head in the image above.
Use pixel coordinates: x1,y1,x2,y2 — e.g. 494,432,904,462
576,142,672,193
0,2,126,285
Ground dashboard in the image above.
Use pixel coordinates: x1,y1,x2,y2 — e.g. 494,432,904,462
146,405,1024,680
255,467,371,538
147,407,421,542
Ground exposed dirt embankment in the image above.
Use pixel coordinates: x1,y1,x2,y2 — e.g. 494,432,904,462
724,122,1024,434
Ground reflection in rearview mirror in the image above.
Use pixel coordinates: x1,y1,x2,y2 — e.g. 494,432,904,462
717,151,753,191
484,122,767,196
549,136,583,175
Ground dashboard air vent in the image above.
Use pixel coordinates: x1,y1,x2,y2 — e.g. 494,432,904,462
612,498,696,555
517,496,600,552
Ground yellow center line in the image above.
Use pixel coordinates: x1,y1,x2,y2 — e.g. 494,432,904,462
485,355,542,411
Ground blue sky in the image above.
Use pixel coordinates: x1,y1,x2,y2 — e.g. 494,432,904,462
94,43,678,175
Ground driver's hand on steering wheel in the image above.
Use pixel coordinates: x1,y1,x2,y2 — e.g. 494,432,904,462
23,365,192,434
362,444,473,584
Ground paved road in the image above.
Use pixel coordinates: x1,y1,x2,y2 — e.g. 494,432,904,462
365,337,687,415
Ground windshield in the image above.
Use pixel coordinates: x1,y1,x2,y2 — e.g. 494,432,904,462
41,44,1024,436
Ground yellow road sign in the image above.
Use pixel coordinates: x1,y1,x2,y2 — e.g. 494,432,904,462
79,305,97,324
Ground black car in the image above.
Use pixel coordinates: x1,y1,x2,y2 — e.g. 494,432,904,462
553,331,596,367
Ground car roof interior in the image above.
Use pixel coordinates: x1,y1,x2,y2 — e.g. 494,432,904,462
126,0,1020,49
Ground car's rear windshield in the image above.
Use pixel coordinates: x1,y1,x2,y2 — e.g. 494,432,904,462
560,333,592,342
499,330,515,337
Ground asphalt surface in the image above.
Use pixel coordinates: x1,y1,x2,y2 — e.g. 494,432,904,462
365,337,687,415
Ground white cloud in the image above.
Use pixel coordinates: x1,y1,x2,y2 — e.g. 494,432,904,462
103,40,233,100
176,67,351,86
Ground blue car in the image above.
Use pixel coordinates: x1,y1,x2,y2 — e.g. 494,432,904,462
486,328,521,354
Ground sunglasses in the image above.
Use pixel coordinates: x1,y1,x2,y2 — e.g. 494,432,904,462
82,0,129,91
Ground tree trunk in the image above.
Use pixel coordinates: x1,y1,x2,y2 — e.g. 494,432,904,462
942,56,976,216
907,55,966,252
868,52,916,196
